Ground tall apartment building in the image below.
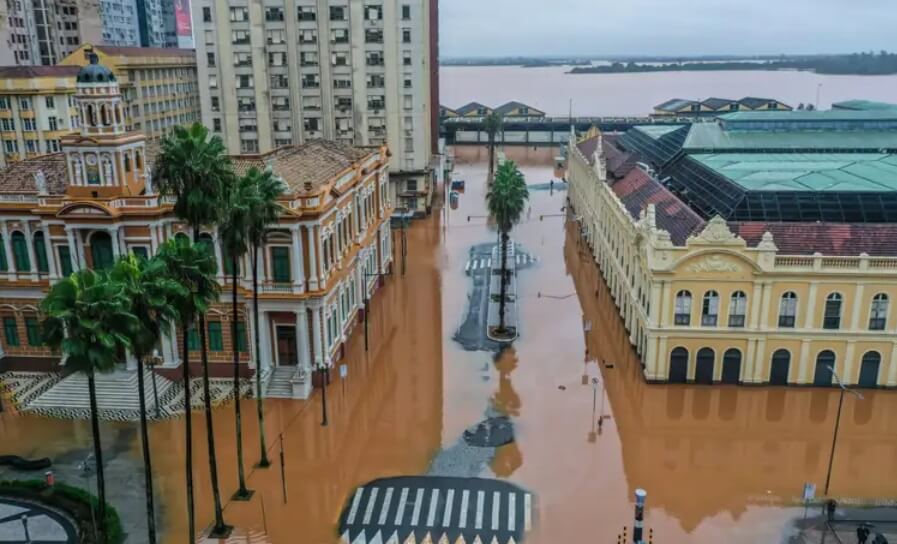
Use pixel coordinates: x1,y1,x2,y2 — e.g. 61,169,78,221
0,0,103,65
1,44,200,166
136,0,177,47
99,0,140,45
192,0,439,216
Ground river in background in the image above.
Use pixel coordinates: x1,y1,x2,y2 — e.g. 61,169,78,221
440,65,897,116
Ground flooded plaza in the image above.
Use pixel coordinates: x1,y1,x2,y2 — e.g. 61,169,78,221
3,147,897,543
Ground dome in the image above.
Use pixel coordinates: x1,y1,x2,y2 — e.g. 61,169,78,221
76,51,116,84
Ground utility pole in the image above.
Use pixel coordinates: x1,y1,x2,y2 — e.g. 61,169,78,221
319,366,328,427
824,365,863,495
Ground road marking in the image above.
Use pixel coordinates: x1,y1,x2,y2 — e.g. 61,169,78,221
378,487,394,526
410,488,424,526
459,490,470,529
394,488,409,526
508,492,516,531
524,493,532,531
475,490,485,530
363,487,379,525
465,260,472,272
347,487,365,524
442,489,455,527
492,491,501,531
426,488,439,527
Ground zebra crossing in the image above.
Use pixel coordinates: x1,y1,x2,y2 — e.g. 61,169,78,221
465,254,538,275
339,476,533,544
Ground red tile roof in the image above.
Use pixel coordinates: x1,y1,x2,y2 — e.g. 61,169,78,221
611,168,706,245
0,65,80,78
603,135,637,178
733,222,897,257
95,45,195,58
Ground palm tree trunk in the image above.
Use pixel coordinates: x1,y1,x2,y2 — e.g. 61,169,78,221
498,232,509,333
232,258,250,499
198,314,228,536
182,325,195,543
488,133,496,180
253,245,270,467
136,356,157,544
87,368,108,544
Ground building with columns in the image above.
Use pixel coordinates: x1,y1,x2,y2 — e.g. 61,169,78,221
0,53,393,399
567,112,897,388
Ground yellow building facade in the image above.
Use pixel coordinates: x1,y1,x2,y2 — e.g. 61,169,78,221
568,131,897,388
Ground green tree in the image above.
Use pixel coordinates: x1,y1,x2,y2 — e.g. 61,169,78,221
41,269,138,544
486,160,529,334
110,253,185,544
244,167,285,468
484,112,503,180
154,238,220,540
217,173,255,499
154,122,232,538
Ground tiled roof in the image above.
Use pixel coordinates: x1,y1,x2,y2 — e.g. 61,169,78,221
0,154,68,195
702,97,736,110
733,222,897,257
655,98,697,112
576,133,601,160
94,45,195,58
611,168,705,245
603,135,637,178
494,101,543,116
231,140,373,196
456,102,490,115
0,65,80,79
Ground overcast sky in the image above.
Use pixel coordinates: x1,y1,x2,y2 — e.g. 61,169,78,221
440,0,897,58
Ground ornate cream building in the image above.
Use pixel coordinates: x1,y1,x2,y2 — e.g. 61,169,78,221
0,53,394,399
568,112,897,388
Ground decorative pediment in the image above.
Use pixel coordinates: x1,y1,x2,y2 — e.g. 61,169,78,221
57,201,112,217
686,216,746,247
685,255,742,273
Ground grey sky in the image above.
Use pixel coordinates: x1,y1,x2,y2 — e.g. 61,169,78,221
440,0,897,58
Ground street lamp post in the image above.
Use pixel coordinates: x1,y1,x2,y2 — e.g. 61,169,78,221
318,364,328,427
362,271,392,352
149,350,162,419
824,365,863,496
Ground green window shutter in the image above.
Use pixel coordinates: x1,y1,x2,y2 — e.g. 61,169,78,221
11,232,30,271
58,246,73,276
34,232,49,273
25,317,42,346
3,317,19,347
0,236,7,271
223,249,240,276
199,235,216,269
208,321,223,351
236,321,247,352
132,246,148,260
271,247,291,283
187,326,200,350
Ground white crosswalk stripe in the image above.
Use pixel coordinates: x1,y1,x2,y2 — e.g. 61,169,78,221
378,488,394,526
363,487,379,525
475,490,485,530
524,493,532,531
459,489,470,529
410,488,424,526
442,489,455,528
347,487,365,525
508,492,516,531
426,489,439,527
492,491,501,531
394,488,409,526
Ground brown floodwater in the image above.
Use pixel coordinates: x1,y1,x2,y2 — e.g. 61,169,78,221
3,148,897,544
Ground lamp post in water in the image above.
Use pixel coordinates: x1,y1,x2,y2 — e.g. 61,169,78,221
824,365,863,495
633,488,647,544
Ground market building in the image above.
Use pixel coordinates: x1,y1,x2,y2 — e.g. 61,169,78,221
0,53,394,400
567,110,897,387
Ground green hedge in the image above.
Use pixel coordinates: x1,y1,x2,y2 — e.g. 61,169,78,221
0,479,123,543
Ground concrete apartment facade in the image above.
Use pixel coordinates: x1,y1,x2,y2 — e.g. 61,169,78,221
0,0,104,65
1,44,200,167
136,0,178,48
192,0,439,217
99,0,141,46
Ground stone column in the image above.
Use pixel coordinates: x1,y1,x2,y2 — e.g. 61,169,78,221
110,227,121,258
316,226,326,285
258,311,272,373
849,284,865,332
65,227,80,270
1,221,17,278
22,222,38,279
753,338,767,382
43,227,59,280
797,339,811,384
307,225,319,291
843,340,857,385
804,281,819,329
886,342,897,386
749,283,763,329
297,307,311,371
312,305,324,369
213,228,225,283
290,224,306,293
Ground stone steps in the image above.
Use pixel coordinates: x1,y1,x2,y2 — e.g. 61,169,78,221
265,367,298,399
28,368,175,414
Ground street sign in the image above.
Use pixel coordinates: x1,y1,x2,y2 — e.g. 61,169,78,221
803,482,816,502
339,364,348,379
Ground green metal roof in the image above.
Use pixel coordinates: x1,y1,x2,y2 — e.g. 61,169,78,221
682,123,897,151
692,153,897,192
832,100,897,111
633,124,685,140
718,110,897,122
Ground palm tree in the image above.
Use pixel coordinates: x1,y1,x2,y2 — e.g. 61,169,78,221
155,237,220,540
218,173,255,499
111,253,186,544
484,112,503,180
154,122,232,538
244,167,285,468
486,160,529,334
41,269,137,544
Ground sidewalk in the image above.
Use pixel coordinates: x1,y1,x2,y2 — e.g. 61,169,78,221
792,506,897,543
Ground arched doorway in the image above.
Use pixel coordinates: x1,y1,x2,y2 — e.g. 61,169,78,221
770,350,791,386
695,348,715,384
669,347,688,383
858,351,881,388
813,350,836,387
90,231,114,270
722,349,742,384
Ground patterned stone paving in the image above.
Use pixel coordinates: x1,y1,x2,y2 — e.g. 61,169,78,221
0,498,77,543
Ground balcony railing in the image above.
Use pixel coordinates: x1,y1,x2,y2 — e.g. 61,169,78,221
774,254,897,272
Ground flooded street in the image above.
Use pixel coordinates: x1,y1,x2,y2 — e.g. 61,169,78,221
3,149,897,543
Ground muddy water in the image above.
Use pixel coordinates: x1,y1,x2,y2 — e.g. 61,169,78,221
3,149,897,543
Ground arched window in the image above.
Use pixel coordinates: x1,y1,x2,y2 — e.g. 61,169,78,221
701,291,719,327
87,104,96,126
722,348,742,384
823,293,842,330
0,234,7,271
100,104,110,126
198,232,215,267
123,154,131,173
778,292,798,328
33,231,49,273
135,150,143,170
770,349,791,385
869,293,888,331
695,348,715,384
11,231,30,271
728,291,747,327
674,290,692,325
858,351,881,388
813,350,836,386
669,347,689,383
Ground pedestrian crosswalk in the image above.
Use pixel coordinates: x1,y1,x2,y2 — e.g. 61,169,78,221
465,254,538,274
339,476,533,544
